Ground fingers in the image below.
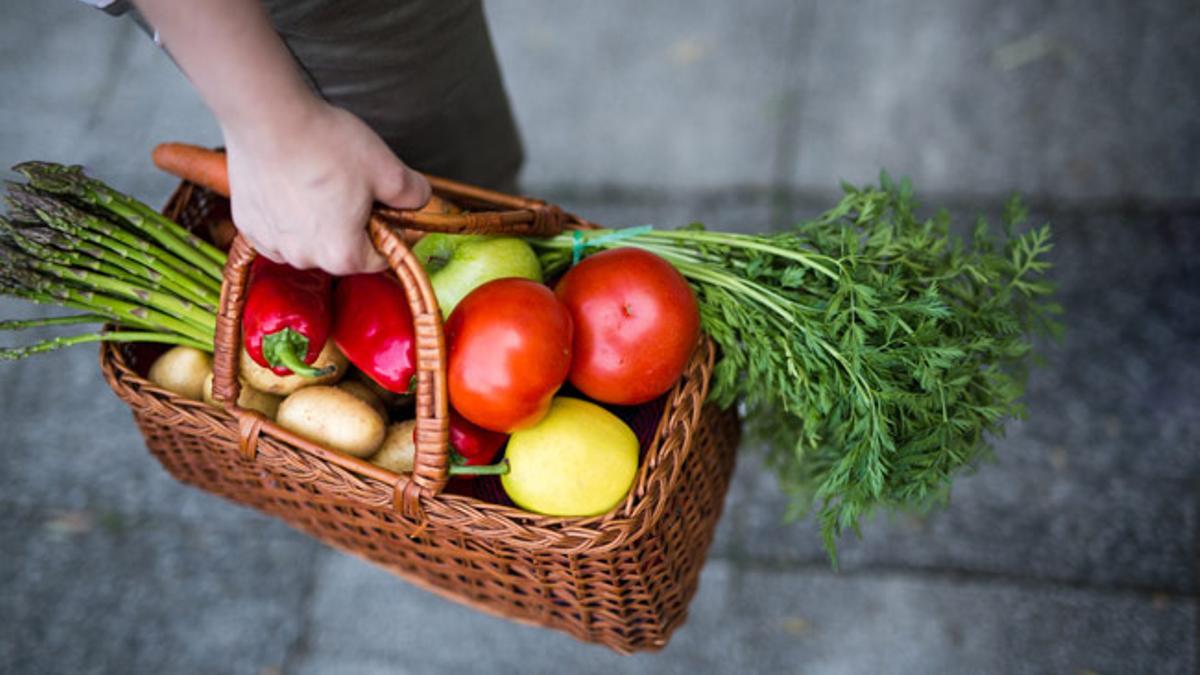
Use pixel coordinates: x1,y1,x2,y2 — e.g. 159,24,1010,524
357,241,390,274
242,233,284,264
374,159,431,210
240,210,384,275
230,199,285,264
307,231,387,276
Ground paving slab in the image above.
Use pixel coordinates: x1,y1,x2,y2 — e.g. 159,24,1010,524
0,297,306,530
0,504,319,675
291,554,1195,674
722,564,1195,675
484,0,805,192
740,449,1197,593
785,1,1200,202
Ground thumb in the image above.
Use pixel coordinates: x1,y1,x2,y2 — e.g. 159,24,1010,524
374,157,432,211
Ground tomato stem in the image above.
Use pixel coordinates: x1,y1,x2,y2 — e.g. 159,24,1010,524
448,458,510,476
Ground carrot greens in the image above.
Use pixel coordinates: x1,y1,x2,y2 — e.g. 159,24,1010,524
534,175,1060,562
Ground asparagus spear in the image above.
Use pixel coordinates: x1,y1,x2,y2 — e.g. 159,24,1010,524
9,187,223,295
17,256,215,334
1,330,208,360
0,314,109,330
6,187,222,303
13,162,227,279
1,217,148,288
0,216,218,313
0,260,210,344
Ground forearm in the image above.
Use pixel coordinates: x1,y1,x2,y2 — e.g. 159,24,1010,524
132,0,430,274
131,0,319,139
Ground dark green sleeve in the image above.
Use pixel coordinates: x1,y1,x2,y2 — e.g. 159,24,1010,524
261,0,524,191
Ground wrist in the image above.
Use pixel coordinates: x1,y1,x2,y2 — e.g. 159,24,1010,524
220,91,328,154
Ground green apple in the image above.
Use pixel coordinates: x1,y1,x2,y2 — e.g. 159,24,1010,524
413,234,543,318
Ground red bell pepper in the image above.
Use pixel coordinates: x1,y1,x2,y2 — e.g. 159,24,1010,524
243,258,334,377
403,411,507,479
449,410,506,468
332,273,418,394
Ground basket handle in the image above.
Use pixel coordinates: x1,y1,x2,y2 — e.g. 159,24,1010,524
151,142,577,237
211,216,452,520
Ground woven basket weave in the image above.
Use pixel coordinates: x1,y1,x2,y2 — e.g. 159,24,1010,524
97,178,741,653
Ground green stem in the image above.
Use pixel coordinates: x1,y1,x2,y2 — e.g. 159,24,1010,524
73,241,220,311
39,285,211,345
1,330,207,361
534,228,842,280
2,287,158,336
31,259,216,334
1,214,220,310
448,459,510,476
25,196,222,298
94,194,227,280
52,204,222,293
8,183,223,295
14,162,228,279
105,191,228,266
271,339,334,378
642,230,843,279
0,314,108,330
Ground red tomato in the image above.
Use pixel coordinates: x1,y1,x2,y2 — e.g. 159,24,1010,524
555,247,700,405
445,278,573,433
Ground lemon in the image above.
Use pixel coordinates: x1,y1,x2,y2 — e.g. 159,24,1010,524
501,397,639,517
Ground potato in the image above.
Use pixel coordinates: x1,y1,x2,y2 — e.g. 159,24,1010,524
147,346,211,401
202,372,283,419
369,419,418,474
336,380,388,421
240,339,348,396
276,385,385,458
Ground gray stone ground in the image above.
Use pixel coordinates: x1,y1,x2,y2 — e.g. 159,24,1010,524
1,1,1197,674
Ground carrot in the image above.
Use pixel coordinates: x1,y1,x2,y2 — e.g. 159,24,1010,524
152,143,230,197
150,141,461,214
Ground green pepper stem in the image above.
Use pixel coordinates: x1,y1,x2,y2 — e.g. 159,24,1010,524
448,459,510,476
267,331,334,378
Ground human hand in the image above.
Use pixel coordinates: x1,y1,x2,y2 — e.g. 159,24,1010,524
223,100,431,274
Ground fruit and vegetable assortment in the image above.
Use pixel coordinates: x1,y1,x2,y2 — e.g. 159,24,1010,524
0,157,1058,558
138,240,668,515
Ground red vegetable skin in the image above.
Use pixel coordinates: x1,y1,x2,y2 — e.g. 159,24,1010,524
243,258,334,377
556,247,700,405
333,273,418,394
410,411,506,479
446,278,573,433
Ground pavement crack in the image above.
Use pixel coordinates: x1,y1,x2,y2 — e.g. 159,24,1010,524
709,552,1200,600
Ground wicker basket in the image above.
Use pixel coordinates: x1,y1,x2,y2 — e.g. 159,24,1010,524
97,179,741,653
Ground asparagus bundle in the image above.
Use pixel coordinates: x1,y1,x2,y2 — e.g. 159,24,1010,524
0,162,227,359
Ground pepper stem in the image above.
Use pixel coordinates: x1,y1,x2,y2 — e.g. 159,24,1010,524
263,328,334,378
448,459,510,476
